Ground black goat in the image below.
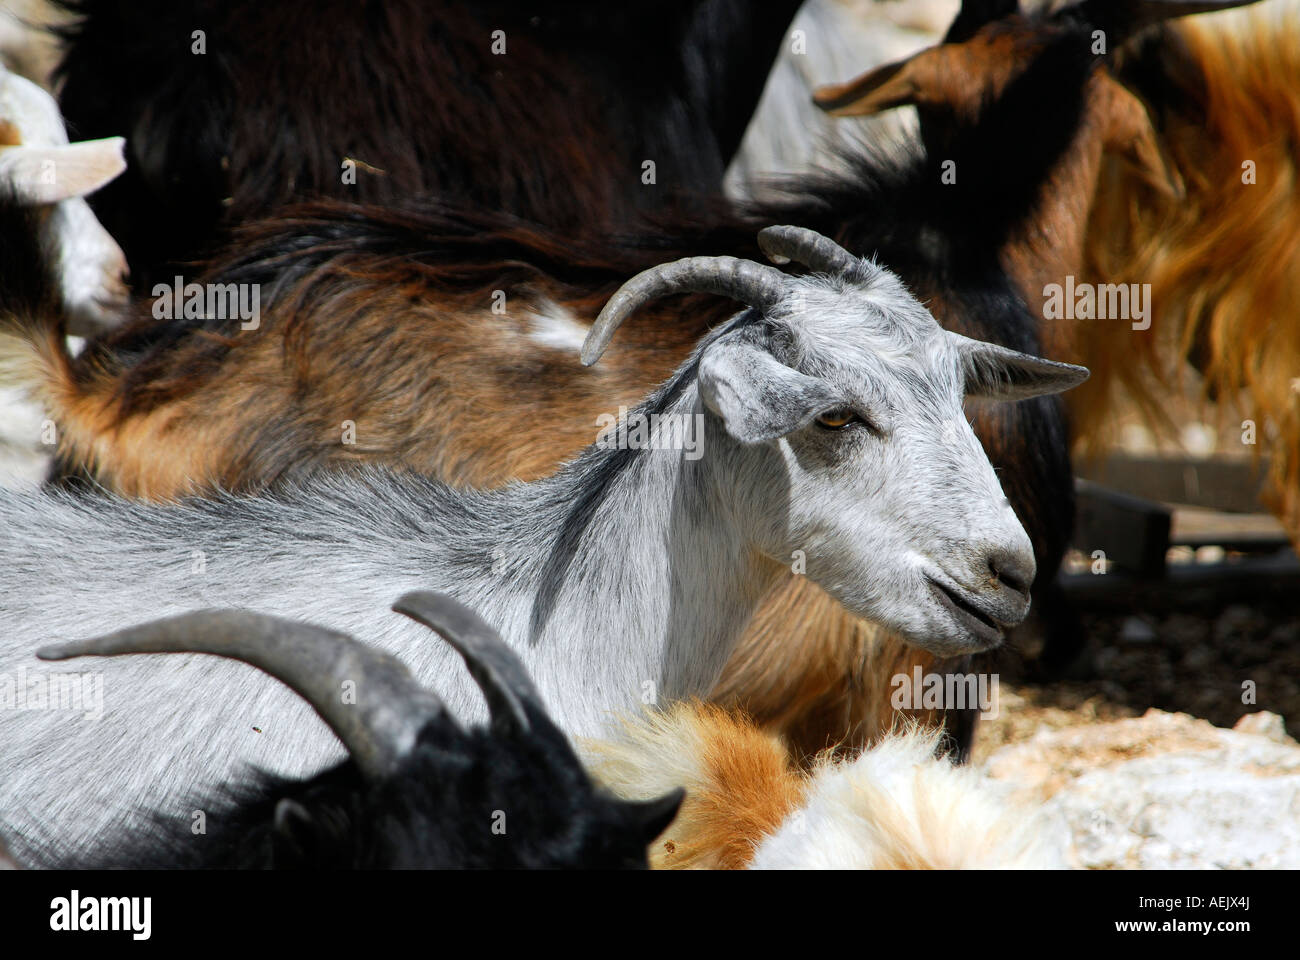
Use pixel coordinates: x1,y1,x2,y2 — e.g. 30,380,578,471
53,0,802,289
25,593,682,869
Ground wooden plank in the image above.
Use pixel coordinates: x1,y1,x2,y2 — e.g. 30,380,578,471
1072,480,1171,576
1057,549,1300,612
1169,506,1291,552
1171,532,1293,552
1075,454,1269,514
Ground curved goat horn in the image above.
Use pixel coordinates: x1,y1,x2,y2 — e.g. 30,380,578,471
37,610,449,780
394,591,542,736
757,225,868,280
582,255,788,366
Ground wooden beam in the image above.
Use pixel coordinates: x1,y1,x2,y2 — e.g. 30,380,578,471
1072,480,1171,576
1075,454,1269,514
1058,549,1300,612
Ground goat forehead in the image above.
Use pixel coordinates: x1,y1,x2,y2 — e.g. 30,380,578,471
784,275,938,341
780,279,954,393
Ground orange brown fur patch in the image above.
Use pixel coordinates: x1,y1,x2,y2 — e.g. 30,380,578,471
657,705,806,870
586,705,1067,869
582,701,806,870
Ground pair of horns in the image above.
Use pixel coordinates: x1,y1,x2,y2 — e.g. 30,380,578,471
36,592,541,781
580,225,865,366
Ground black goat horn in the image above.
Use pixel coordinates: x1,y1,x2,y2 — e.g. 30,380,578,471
1073,0,1263,41
393,591,543,736
37,610,449,780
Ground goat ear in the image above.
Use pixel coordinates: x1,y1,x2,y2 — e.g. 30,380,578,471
813,48,943,117
698,334,838,444
949,332,1090,400
629,788,685,843
0,136,126,205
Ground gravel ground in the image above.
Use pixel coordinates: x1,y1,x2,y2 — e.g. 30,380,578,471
977,597,1300,763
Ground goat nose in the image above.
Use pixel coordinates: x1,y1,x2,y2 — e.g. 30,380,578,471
986,549,1034,598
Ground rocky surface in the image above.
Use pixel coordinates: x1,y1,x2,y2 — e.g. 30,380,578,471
982,709,1300,869
976,591,1300,869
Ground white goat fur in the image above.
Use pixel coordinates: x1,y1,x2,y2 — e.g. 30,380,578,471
726,0,956,200
752,732,1070,869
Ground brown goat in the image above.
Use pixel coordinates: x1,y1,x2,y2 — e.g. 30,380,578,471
814,11,1184,368
1083,3,1300,544
9,3,1227,760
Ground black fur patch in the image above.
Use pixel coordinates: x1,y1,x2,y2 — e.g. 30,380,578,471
53,0,802,290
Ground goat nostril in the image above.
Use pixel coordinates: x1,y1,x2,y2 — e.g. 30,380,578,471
988,557,1031,597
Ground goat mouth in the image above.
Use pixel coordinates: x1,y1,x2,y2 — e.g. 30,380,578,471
927,577,1007,646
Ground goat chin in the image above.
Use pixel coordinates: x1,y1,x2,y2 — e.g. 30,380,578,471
583,702,1071,870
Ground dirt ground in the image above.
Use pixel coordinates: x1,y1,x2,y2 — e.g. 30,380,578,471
976,564,1299,764
968,346,1300,760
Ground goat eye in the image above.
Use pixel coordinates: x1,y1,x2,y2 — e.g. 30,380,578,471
815,408,859,430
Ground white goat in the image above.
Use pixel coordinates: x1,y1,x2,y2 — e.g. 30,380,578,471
725,0,957,200
0,227,1086,863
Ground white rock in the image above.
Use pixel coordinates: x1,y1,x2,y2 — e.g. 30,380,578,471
983,709,1300,869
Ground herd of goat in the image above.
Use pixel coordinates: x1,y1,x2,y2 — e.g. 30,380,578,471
0,0,1294,869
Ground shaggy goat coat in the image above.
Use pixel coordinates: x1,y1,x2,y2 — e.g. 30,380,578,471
1083,2,1300,544
53,0,802,289
585,702,1070,869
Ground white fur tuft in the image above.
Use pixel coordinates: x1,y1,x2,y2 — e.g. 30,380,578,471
751,726,1072,869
